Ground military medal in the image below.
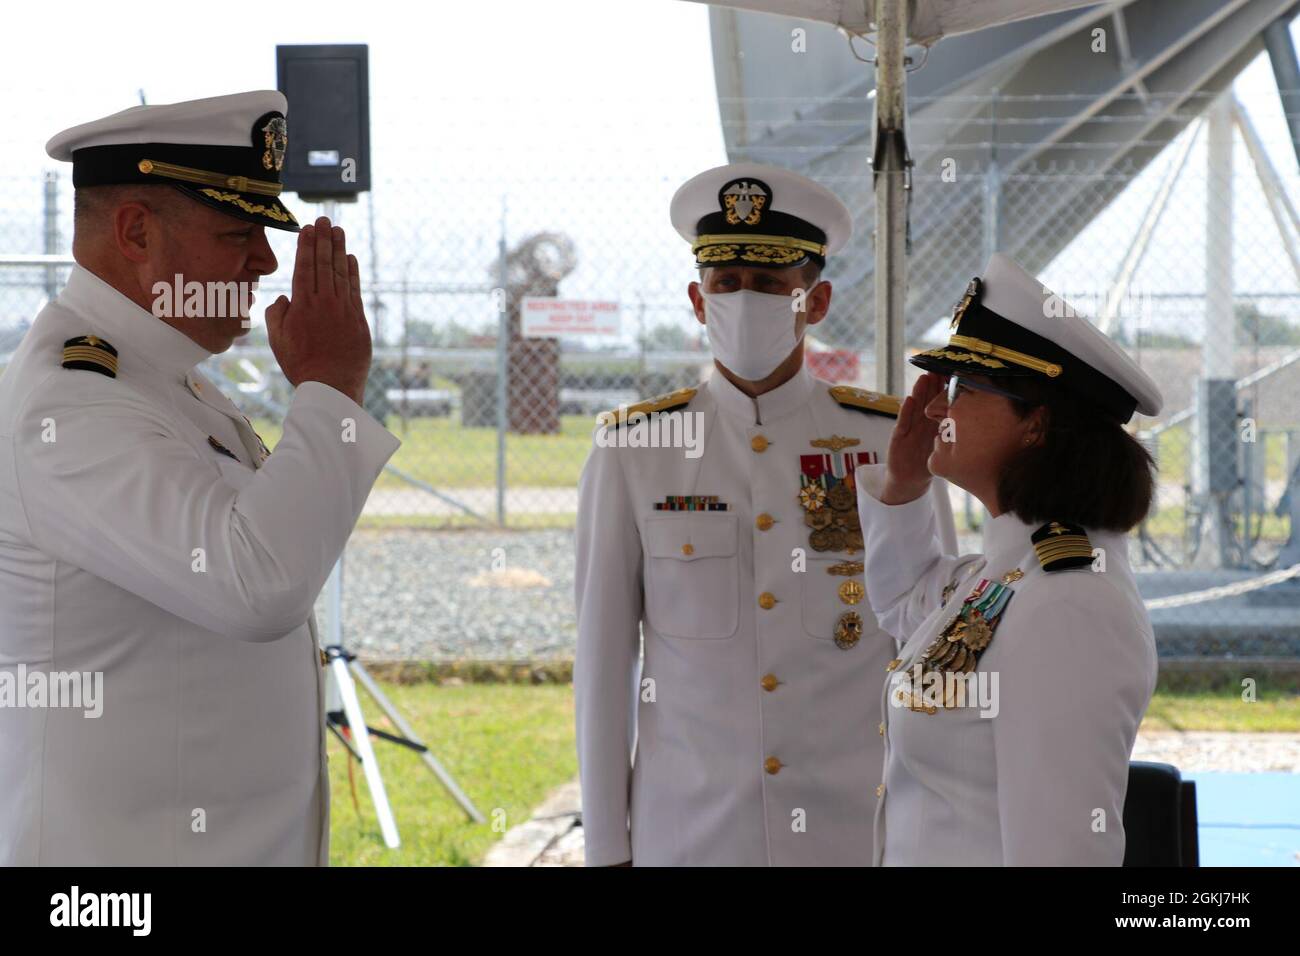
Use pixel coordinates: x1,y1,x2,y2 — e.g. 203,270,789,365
798,485,827,512
805,509,832,530
800,447,877,560
838,580,864,605
902,578,1015,712
834,611,863,650
826,482,855,512
810,435,860,453
809,527,835,552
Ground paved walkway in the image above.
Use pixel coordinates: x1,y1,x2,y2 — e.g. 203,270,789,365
484,731,1300,867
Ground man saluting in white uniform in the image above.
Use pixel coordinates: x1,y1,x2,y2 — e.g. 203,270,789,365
0,91,400,865
574,163,957,866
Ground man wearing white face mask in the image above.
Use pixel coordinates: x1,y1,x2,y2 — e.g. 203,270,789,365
574,162,958,866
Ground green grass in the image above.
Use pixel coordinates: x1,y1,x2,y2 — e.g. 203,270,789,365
328,682,575,866
252,414,596,490
1154,425,1289,485
1141,688,1300,733
325,680,1298,865
1141,505,1292,542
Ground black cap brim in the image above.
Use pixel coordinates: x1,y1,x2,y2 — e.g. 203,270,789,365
171,182,300,232
909,347,1039,380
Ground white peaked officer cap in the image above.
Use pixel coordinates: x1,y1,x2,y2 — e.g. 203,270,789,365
670,162,852,270
911,253,1163,423
46,90,300,232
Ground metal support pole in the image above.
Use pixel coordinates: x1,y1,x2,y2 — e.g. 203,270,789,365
1233,97,1300,286
43,172,59,303
1194,93,1236,569
1102,120,1202,334
983,89,1001,268
367,191,383,343
495,199,509,527
349,661,486,823
872,0,909,397
1263,15,1300,170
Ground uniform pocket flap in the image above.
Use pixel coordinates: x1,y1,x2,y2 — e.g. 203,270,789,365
645,514,737,560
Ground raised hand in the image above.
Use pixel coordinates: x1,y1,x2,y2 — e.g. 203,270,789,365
265,216,372,406
881,371,944,504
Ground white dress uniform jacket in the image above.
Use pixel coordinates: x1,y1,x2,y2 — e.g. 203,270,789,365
575,365,956,866
0,265,401,865
855,464,1157,866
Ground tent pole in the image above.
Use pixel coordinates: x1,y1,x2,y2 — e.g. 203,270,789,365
872,0,909,396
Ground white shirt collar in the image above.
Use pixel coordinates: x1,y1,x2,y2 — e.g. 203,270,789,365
57,264,212,383
980,508,1039,569
706,362,815,426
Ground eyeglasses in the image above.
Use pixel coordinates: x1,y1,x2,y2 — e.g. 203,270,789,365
944,374,1037,406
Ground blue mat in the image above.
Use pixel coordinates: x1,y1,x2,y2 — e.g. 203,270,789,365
1183,772,1300,867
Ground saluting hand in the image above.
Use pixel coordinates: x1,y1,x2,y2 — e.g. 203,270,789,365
265,216,373,406
881,372,944,505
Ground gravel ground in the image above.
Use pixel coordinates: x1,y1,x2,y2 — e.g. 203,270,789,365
315,528,577,660
318,528,1300,667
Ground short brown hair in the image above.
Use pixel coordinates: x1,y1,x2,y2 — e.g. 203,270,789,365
994,376,1156,532
73,183,191,232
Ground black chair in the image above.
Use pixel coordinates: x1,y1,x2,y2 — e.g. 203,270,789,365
1122,761,1199,866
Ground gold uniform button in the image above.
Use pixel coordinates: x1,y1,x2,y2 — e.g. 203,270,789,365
681,543,694,556
760,673,779,692
319,649,328,667
758,592,777,610
878,721,886,736
764,757,783,775
750,434,769,453
755,513,775,531
876,783,885,798
885,658,903,672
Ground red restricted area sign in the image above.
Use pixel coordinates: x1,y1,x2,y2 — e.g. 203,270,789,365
521,298,621,338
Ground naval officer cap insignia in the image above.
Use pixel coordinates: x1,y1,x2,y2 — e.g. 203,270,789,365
671,162,852,270
62,334,118,378
910,253,1163,423
46,91,300,232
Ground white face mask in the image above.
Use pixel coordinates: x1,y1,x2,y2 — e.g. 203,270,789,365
701,288,806,381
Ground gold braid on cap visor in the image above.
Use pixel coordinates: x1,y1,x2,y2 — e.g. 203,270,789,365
137,159,283,197
945,334,1063,378
692,233,827,256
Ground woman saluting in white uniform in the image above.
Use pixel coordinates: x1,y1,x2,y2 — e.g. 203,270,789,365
855,253,1164,866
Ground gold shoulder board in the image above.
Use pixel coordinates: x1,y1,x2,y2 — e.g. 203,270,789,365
1031,520,1094,572
597,387,697,428
829,385,901,418
62,334,119,379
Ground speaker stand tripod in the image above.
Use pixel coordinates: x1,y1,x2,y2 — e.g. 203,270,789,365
322,558,485,851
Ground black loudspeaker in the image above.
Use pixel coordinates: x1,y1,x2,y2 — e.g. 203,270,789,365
275,44,371,202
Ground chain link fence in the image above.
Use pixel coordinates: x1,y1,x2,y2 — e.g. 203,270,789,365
2,92,1298,660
